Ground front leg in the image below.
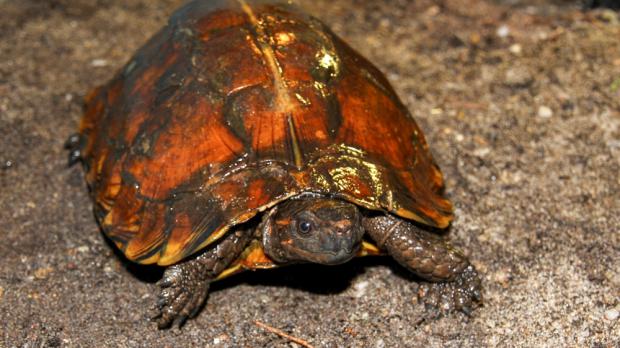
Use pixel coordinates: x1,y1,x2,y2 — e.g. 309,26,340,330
152,227,253,329
363,214,482,314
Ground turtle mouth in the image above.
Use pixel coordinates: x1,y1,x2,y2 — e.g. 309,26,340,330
283,240,361,265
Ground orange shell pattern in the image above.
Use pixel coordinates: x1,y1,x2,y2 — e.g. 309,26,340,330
79,0,453,266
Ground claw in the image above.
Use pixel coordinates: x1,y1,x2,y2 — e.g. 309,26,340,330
160,289,174,302
189,304,203,318
152,265,210,330
417,264,482,317
156,297,168,309
68,149,82,166
65,133,84,166
473,289,482,302
157,278,173,288
150,309,162,320
174,314,189,328
157,319,172,330
190,290,209,318
64,133,82,149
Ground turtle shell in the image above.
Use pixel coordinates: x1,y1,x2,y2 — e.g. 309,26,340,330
78,0,453,266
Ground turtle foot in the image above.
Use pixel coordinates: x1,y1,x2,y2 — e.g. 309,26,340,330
417,265,482,316
151,263,210,329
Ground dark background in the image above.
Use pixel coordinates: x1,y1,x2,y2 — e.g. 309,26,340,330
1,0,619,346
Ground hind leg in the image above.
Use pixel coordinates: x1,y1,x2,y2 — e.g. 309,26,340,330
152,228,253,329
363,214,482,314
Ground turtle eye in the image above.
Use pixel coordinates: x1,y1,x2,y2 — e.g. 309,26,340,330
297,220,313,234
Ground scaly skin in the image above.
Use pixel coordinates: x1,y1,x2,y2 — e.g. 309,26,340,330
152,228,253,329
363,214,482,314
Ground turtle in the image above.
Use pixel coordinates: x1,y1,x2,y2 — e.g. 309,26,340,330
66,0,482,329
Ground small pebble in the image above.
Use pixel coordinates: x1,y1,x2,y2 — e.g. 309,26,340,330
213,333,230,344
597,9,619,24
538,106,553,118
604,309,619,321
76,245,89,253
509,44,522,55
91,59,108,67
34,267,53,280
473,147,490,157
0,286,4,302
424,5,440,17
493,268,512,288
469,33,481,45
496,25,510,38
1,160,13,170
505,66,533,87
353,280,369,298
103,261,117,276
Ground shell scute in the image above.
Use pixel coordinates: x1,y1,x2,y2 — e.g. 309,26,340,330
79,0,452,265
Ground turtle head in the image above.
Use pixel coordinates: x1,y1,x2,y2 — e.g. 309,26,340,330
262,196,364,265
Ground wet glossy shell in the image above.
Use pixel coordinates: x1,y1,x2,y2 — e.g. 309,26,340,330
79,0,453,266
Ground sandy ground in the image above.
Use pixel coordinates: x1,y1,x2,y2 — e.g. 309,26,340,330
1,0,619,347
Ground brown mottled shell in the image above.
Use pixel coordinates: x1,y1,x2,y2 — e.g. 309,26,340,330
78,0,453,266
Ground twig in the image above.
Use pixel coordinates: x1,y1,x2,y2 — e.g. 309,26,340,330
254,320,315,348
